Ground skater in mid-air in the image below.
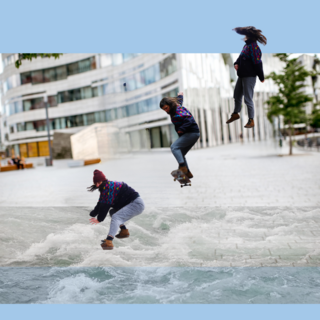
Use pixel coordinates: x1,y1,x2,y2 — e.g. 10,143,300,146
160,92,200,179
87,170,145,250
226,26,267,129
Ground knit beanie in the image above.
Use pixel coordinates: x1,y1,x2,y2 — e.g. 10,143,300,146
93,170,106,184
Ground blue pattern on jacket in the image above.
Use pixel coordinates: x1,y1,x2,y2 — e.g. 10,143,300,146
171,95,199,134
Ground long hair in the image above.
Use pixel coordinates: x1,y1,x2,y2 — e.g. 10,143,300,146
159,97,179,116
233,26,267,45
87,180,107,192
87,185,98,192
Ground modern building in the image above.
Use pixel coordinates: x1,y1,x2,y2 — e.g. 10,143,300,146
0,53,284,163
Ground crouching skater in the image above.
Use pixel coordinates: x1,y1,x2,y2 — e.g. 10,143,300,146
88,170,145,250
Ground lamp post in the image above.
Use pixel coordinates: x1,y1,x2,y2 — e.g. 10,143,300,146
44,95,53,166
278,116,282,148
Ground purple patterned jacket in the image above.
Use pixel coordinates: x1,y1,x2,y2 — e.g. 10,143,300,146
90,180,139,222
234,39,264,81
170,95,199,135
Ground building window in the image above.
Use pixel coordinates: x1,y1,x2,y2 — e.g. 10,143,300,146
38,141,51,157
31,70,44,84
149,125,176,148
17,141,52,158
17,123,25,132
57,86,98,104
15,87,178,133
19,144,28,158
20,73,31,85
48,95,58,107
160,54,177,79
27,142,38,157
20,57,96,85
2,54,17,68
23,97,44,112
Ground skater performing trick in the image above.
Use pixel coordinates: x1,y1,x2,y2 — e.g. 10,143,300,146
160,92,200,185
226,26,267,129
87,170,145,250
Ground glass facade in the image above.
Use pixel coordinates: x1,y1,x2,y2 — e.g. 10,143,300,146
148,125,178,149
99,53,140,67
5,54,178,117
16,88,179,133
102,54,177,93
20,57,96,85
23,97,44,111
6,101,23,116
3,54,142,95
57,86,98,104
2,54,17,68
3,74,21,92
17,141,51,158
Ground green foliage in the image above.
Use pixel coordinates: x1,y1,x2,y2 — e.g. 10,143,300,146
310,108,320,128
265,54,313,126
265,54,314,155
15,54,62,69
310,55,320,129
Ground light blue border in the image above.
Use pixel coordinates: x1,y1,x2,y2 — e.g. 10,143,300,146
0,305,319,320
1,1,320,319
1,0,320,52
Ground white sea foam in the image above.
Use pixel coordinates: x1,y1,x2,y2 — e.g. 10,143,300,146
1,206,320,267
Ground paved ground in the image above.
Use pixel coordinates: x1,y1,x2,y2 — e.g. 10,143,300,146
1,141,320,267
0,140,319,207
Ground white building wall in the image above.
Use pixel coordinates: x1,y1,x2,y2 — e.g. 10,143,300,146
0,52,300,160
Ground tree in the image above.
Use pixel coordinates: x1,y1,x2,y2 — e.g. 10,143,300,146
265,54,313,155
15,54,62,69
310,55,320,129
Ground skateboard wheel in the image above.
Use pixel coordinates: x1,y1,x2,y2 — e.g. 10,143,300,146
174,179,176,181
180,185,183,188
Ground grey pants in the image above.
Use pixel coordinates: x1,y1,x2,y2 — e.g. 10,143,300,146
108,197,145,238
170,132,200,170
233,77,256,119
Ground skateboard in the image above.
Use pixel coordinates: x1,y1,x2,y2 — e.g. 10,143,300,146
171,169,191,188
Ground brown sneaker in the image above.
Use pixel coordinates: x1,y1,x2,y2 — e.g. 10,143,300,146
244,119,254,128
186,171,193,179
101,239,114,250
178,165,188,174
226,113,240,124
115,229,130,239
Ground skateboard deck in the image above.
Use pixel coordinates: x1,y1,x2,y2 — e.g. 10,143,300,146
171,169,191,188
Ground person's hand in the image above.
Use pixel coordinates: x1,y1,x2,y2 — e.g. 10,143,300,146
234,64,239,70
89,218,99,225
178,91,183,96
261,80,265,83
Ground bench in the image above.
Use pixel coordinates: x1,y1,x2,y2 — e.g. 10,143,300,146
0,163,33,172
84,158,101,166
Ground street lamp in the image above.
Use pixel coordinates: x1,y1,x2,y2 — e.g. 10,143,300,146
278,116,282,148
43,95,53,166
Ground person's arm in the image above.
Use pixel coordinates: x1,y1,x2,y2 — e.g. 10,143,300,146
89,202,100,217
249,44,264,82
234,55,240,69
89,190,111,224
96,203,112,222
177,92,183,106
89,203,112,224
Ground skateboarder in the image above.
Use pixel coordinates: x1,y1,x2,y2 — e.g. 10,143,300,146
226,26,267,129
160,92,200,179
87,170,145,250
